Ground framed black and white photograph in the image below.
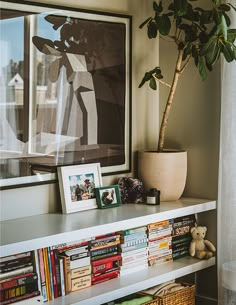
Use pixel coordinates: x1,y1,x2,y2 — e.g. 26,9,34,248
0,1,132,191
57,163,102,213
96,185,121,209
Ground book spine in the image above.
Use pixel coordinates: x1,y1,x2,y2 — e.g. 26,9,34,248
71,275,91,292
90,246,118,257
121,242,148,253
0,266,34,280
37,249,47,303
49,248,57,298
91,270,119,285
43,248,51,301
70,252,89,261
0,256,33,271
91,251,119,261
54,249,62,298
91,255,121,267
59,258,65,297
90,237,120,249
122,227,147,235
1,290,40,305
0,252,32,264
120,233,147,242
0,274,38,291
148,220,170,230
121,238,148,248
71,265,91,279
64,245,89,256
1,281,38,302
70,256,91,270
47,247,54,300
92,260,120,275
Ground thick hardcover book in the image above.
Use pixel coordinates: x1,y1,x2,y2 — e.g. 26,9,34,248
71,265,91,279
0,290,40,305
91,270,119,285
119,226,147,236
0,252,32,264
0,266,34,281
71,275,91,292
0,273,38,291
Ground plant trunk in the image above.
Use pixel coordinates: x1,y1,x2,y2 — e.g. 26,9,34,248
157,50,183,152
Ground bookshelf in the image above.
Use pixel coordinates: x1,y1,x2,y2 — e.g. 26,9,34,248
0,197,216,305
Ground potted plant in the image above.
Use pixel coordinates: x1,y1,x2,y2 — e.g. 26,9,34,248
138,0,236,201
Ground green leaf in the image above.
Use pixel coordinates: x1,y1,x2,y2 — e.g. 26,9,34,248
200,36,216,56
228,29,236,43
139,17,152,29
149,76,157,90
158,14,171,35
198,56,207,80
174,0,188,16
223,43,235,62
228,3,236,12
221,15,228,40
218,4,231,11
205,40,220,66
222,12,231,26
153,1,159,12
148,21,158,38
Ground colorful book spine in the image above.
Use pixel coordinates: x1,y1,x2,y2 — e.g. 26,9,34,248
0,266,34,281
37,249,47,302
0,273,37,290
43,248,52,301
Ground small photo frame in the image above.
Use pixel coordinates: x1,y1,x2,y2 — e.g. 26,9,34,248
57,163,102,214
96,185,121,209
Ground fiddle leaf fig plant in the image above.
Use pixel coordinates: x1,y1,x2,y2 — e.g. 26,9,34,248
139,0,236,152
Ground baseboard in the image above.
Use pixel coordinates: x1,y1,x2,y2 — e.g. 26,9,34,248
196,295,218,305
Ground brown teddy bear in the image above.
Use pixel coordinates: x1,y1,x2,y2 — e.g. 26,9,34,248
189,226,216,259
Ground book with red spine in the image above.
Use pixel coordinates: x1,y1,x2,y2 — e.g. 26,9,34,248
0,273,37,291
91,270,119,285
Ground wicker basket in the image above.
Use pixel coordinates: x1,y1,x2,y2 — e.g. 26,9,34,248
139,283,195,305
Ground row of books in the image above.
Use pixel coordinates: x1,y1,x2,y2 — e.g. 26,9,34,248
0,251,42,304
0,214,197,304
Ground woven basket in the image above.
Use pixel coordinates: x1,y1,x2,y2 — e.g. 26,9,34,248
139,283,195,305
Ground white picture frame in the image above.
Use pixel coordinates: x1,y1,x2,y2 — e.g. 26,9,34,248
57,163,102,214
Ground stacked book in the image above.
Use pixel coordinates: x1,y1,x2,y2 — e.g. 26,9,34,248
36,239,91,302
119,226,148,276
172,214,197,260
148,220,173,267
90,233,121,285
0,251,41,304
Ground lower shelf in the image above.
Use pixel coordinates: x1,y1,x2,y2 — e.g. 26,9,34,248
49,256,215,305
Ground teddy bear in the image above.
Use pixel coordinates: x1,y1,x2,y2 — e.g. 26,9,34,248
189,226,216,259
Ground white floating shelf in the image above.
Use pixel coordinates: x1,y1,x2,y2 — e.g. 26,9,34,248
0,198,216,257
49,256,215,305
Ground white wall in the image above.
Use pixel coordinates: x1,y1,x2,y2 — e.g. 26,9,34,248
0,0,159,220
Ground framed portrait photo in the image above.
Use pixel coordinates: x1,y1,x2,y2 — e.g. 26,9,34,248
57,163,102,214
96,185,121,209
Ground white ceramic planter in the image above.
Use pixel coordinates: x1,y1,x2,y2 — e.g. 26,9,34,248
138,151,187,201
